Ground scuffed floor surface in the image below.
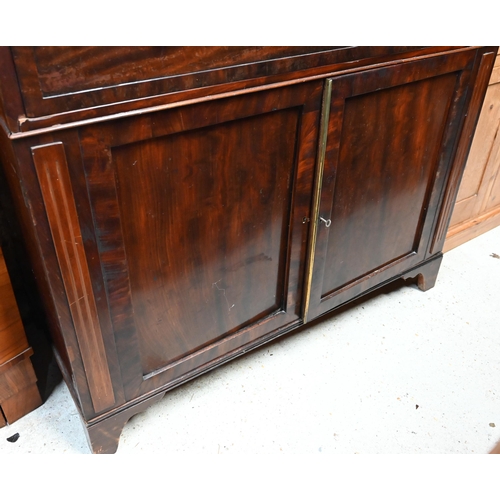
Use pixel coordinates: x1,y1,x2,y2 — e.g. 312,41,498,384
1,226,499,454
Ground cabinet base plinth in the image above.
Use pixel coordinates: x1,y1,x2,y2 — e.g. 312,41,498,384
84,391,166,454
402,254,443,292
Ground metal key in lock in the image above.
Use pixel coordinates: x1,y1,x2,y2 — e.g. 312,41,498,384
319,217,331,228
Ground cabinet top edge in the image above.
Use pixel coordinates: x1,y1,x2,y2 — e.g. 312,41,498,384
0,46,492,138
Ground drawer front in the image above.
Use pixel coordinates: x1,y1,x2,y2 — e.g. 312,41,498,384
10,46,433,122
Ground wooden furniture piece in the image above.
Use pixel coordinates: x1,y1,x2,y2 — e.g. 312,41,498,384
0,46,496,453
0,246,42,426
445,49,500,251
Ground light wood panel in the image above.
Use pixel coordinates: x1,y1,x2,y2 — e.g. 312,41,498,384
445,50,500,251
0,248,42,424
0,247,28,365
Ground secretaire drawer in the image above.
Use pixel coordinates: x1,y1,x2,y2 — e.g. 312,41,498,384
7,46,443,130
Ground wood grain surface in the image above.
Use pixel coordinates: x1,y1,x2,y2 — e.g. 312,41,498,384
31,143,115,414
6,47,458,133
0,46,495,452
306,49,480,319
0,248,28,365
79,81,323,401
445,50,500,251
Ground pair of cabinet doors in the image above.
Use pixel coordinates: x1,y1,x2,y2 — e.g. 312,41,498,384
30,50,476,417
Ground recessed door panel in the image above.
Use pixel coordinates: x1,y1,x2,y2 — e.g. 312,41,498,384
113,110,298,373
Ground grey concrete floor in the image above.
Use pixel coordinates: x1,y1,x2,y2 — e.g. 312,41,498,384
1,226,499,455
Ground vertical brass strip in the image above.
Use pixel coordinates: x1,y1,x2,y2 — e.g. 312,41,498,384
303,79,332,323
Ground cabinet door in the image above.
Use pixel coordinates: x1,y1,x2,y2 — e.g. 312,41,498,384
305,50,478,321
78,82,323,403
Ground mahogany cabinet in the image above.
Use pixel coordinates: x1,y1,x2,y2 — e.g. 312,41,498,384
0,46,496,453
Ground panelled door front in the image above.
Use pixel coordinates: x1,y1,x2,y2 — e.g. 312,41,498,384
78,82,323,405
305,50,479,321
